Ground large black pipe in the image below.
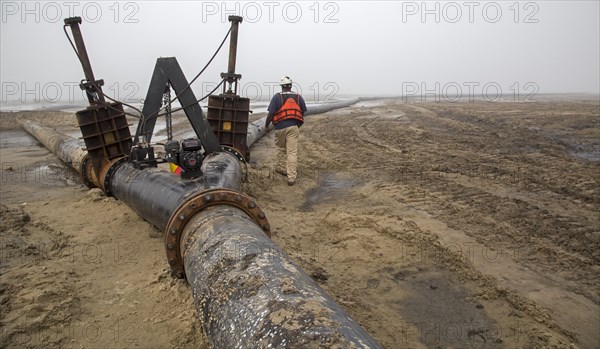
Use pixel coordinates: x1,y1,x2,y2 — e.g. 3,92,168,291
109,151,242,230
202,152,242,190
182,205,382,348
20,119,244,231
22,95,384,348
109,164,207,230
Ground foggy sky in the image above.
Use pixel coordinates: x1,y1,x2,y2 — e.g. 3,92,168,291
1,1,599,104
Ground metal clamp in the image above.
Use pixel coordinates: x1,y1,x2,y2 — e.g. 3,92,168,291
78,154,96,189
164,188,271,279
103,157,128,197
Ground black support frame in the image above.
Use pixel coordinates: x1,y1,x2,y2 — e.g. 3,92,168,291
134,57,220,155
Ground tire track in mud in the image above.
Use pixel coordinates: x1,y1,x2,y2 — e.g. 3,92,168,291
402,103,600,204
354,118,404,155
379,106,599,277
301,205,579,348
293,101,599,348
273,207,512,348
322,103,598,262
352,179,599,343
355,105,598,280
393,177,599,345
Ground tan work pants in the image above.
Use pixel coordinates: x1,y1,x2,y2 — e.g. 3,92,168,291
274,125,299,181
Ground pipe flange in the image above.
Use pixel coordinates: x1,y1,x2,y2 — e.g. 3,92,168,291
79,154,95,188
103,157,128,197
164,188,271,279
220,145,248,182
220,145,245,162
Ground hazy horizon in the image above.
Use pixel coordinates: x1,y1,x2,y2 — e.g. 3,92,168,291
1,1,599,107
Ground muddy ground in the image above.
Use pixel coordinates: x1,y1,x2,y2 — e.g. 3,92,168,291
0,98,598,348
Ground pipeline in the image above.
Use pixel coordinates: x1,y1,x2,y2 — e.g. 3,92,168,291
246,96,404,146
247,97,362,147
182,205,381,348
106,151,243,231
305,97,362,116
21,97,384,348
21,121,98,187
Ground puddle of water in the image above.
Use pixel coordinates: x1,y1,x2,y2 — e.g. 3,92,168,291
300,172,360,211
395,267,504,348
0,129,39,148
570,148,600,162
391,114,409,122
352,100,389,108
1,130,82,188
523,127,600,162
2,160,80,187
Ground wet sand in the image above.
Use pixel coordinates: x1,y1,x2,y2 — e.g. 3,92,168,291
1,98,599,348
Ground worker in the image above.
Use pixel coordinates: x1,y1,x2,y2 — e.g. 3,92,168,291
265,76,308,186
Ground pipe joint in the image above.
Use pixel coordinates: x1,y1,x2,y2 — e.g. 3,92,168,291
164,188,271,279
102,157,128,197
77,154,97,189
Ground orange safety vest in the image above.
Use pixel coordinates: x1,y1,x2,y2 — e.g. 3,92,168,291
273,93,303,124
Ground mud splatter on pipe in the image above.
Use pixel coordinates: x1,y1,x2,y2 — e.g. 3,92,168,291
21,100,384,348
182,205,382,348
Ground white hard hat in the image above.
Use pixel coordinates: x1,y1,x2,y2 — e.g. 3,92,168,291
280,76,292,86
